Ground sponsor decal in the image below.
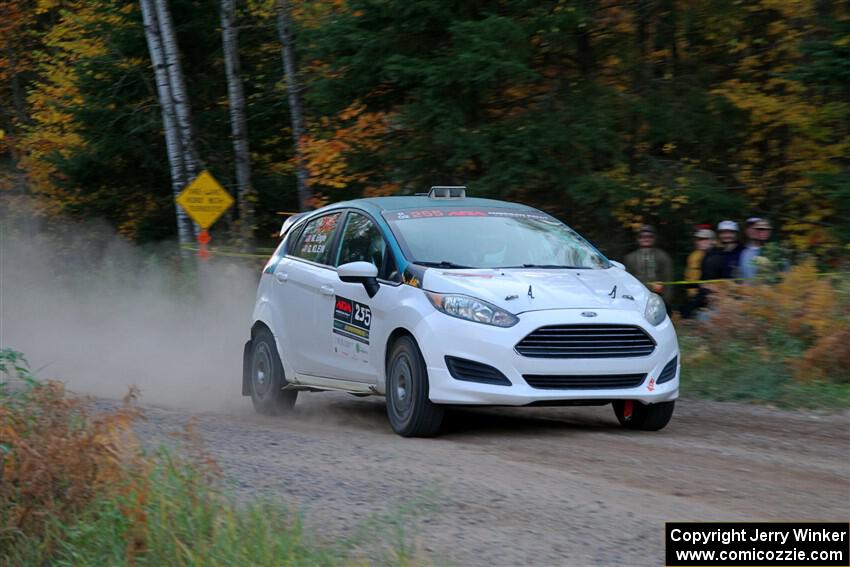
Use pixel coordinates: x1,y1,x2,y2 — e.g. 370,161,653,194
647,377,656,391
332,296,371,364
298,213,340,258
384,208,555,222
581,311,598,317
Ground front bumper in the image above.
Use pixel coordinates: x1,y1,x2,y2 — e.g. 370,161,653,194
413,308,679,406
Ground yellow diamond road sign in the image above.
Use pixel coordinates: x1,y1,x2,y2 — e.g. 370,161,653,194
176,170,234,230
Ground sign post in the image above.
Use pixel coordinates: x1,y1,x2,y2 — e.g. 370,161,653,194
175,170,235,260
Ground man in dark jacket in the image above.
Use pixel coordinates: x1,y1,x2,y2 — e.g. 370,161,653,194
701,220,743,280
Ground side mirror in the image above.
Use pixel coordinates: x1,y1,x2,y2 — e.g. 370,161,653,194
609,260,626,271
337,261,380,298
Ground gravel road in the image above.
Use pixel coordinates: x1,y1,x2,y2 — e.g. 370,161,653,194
7,236,847,565
130,394,850,567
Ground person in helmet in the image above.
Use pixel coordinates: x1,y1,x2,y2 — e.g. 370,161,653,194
701,220,743,281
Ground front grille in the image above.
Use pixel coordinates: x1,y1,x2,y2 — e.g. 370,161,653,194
523,373,646,390
445,356,511,386
515,324,655,358
657,356,678,384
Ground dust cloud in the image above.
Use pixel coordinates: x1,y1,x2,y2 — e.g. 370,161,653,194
1,218,261,412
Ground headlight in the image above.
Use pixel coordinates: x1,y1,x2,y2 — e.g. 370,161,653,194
644,293,667,326
424,291,519,327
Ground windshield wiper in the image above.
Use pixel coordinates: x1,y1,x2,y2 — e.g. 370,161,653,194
497,264,585,269
414,260,475,269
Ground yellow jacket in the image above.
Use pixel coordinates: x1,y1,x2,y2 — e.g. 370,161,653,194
685,249,705,297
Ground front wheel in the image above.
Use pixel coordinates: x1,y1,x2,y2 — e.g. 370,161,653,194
613,400,674,431
250,328,298,415
385,336,444,437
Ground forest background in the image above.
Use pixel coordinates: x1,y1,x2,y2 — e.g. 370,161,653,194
1,0,849,273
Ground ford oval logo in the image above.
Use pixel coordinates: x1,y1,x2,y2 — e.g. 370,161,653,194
581,311,598,318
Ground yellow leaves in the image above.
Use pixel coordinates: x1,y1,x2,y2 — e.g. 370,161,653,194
301,100,395,192
290,0,347,30
12,0,132,218
35,0,61,14
697,261,850,382
364,182,400,197
709,0,841,255
607,166,693,229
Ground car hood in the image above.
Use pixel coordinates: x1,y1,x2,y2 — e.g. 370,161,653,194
420,267,649,314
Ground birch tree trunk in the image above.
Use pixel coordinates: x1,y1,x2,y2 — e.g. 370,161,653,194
139,0,193,249
276,0,311,211
220,0,255,248
154,0,199,183
6,43,31,194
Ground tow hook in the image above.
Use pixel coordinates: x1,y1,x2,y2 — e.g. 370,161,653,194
622,400,634,420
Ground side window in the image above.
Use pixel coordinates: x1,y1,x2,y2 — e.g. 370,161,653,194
290,212,342,265
335,213,388,277
283,222,305,256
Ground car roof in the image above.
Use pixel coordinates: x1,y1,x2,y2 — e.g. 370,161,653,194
327,195,541,214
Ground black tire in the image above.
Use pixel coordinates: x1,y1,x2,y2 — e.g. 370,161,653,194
250,328,298,415
613,400,675,431
385,336,444,437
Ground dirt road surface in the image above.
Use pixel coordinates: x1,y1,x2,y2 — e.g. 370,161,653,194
130,394,850,567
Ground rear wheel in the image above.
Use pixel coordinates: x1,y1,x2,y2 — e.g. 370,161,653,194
613,400,675,431
250,328,297,415
385,336,444,437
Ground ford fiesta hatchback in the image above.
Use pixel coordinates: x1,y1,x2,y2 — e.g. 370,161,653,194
243,187,679,436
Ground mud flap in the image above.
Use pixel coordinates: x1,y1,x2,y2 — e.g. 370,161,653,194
242,339,252,396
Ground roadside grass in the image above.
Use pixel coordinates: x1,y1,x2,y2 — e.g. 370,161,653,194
0,349,423,566
4,454,348,567
676,262,850,411
678,335,850,410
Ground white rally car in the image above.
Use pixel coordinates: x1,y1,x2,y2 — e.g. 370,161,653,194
243,187,679,437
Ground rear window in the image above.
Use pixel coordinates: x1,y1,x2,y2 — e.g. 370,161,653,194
290,212,342,265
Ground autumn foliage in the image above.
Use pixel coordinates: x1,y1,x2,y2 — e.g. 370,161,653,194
1,0,848,260
0,364,144,554
0,354,354,565
682,261,850,384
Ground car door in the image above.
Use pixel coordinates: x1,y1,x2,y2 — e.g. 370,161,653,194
273,211,344,377
324,210,401,383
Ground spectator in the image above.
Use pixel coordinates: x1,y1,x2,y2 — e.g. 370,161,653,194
739,217,772,279
685,227,716,295
624,225,673,303
701,220,743,280
680,227,715,318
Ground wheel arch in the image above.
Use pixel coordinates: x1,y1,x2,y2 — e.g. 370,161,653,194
243,320,277,396
382,326,418,394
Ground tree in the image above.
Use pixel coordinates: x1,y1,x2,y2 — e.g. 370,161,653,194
140,0,193,248
220,0,255,247
153,0,199,187
276,0,310,211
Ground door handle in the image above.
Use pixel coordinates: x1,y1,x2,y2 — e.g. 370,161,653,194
320,284,335,295
275,272,288,283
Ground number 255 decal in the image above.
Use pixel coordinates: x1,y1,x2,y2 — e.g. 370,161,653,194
354,304,371,328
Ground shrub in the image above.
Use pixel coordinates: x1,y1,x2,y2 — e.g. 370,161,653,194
1,352,402,565
0,350,145,556
685,260,850,383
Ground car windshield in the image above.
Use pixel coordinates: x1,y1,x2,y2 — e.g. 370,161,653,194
384,208,609,270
